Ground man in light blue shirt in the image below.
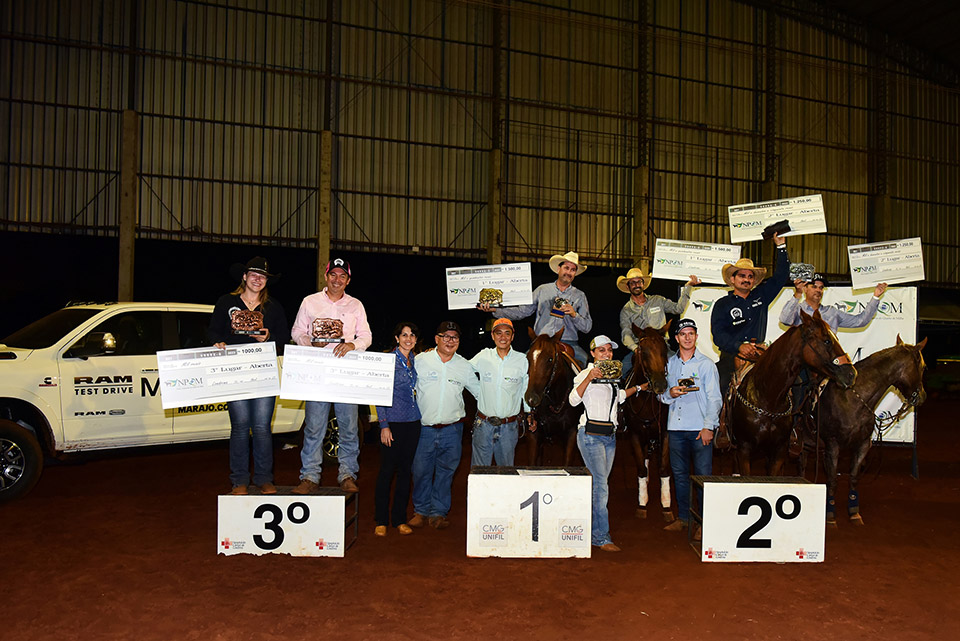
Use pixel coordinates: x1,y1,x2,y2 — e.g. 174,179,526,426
659,318,722,538
469,318,534,467
481,251,593,366
409,321,481,530
779,273,888,333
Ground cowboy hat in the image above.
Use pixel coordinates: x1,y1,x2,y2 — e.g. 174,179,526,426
721,258,767,287
548,251,586,275
229,256,280,284
616,267,651,293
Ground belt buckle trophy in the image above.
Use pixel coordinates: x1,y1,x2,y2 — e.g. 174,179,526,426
311,318,345,344
231,309,265,336
478,288,503,308
551,296,569,318
593,359,622,383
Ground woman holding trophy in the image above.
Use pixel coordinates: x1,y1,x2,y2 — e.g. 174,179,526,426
208,257,290,495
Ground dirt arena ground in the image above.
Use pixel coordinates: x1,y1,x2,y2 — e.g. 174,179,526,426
7,399,959,641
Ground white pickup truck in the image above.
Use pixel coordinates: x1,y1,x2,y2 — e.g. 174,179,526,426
0,302,306,501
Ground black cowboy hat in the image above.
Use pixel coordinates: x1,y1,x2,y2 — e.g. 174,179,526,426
229,256,281,284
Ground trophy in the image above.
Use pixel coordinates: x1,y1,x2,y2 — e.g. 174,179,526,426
231,309,266,336
678,377,700,392
311,317,345,344
593,359,623,383
790,262,816,283
550,297,570,318
477,288,504,308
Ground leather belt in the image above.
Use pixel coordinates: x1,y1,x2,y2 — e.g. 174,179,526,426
477,412,522,427
425,421,459,429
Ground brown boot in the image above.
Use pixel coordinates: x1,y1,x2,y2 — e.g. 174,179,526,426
407,513,427,528
292,479,319,495
339,477,359,493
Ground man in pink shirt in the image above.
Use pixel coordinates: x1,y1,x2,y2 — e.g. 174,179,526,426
291,256,373,494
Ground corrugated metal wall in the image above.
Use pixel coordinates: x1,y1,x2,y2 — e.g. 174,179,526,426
2,0,958,284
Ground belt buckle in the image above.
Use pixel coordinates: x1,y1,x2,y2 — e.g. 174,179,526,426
488,416,502,426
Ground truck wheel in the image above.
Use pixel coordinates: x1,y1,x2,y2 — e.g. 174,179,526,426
322,416,340,462
0,419,44,502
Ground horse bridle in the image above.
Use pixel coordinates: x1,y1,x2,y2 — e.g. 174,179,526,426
534,343,568,415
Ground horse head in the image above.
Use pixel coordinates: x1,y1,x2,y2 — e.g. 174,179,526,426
525,327,572,409
629,322,669,395
894,334,928,407
799,309,857,388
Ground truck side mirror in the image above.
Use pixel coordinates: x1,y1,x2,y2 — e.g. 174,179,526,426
65,332,117,359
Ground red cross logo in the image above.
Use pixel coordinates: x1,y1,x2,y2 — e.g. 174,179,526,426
703,548,715,559
796,548,806,559
220,538,231,549
315,539,325,550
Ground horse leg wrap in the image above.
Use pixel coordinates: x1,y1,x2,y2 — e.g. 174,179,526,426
660,476,672,508
847,490,859,516
637,475,649,507
826,495,836,522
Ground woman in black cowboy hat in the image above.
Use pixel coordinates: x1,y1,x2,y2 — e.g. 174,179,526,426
208,257,290,495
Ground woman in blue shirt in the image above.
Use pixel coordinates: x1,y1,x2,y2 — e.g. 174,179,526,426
374,322,422,536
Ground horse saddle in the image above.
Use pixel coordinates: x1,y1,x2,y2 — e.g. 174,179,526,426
557,342,583,372
715,361,757,450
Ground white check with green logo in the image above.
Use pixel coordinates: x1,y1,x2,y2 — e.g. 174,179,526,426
445,262,533,310
157,342,280,409
847,237,924,289
652,239,740,284
728,194,826,243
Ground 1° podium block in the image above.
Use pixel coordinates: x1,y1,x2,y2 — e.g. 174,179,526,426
466,467,592,558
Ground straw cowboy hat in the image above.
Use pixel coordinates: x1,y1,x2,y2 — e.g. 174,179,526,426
721,258,767,287
548,251,587,275
616,267,652,293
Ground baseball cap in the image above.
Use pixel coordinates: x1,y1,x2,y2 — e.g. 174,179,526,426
673,318,698,337
589,335,618,350
436,321,461,337
491,318,514,332
326,256,351,276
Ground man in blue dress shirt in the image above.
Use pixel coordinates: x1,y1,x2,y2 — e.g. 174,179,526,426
481,251,593,366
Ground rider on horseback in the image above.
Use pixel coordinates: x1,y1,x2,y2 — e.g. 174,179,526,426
616,266,702,378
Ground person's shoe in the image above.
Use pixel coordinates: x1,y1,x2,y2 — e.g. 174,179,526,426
407,513,427,528
230,485,248,496
259,482,277,495
428,516,451,530
375,525,387,537
292,479,319,495
397,524,413,535
599,542,621,552
693,525,702,541
339,477,359,493
664,519,688,532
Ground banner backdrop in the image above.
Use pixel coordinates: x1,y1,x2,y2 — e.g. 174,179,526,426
684,286,918,443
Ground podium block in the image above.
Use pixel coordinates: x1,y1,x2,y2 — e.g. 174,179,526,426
466,467,592,558
218,487,358,557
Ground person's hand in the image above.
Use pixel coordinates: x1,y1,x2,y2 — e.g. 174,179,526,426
380,427,393,447
686,275,702,286
254,328,270,342
669,385,688,398
334,342,356,358
773,232,786,246
793,278,805,298
214,342,226,349
697,428,714,446
874,282,888,298
478,303,494,313
560,303,577,318
738,342,762,359
528,414,537,433
588,367,604,381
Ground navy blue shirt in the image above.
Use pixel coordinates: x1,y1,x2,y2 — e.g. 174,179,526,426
710,246,790,355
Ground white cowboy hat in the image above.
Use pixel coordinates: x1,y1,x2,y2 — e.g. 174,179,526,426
616,267,651,293
721,258,768,287
548,251,587,275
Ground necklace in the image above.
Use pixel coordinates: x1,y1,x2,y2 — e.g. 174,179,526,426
240,295,260,310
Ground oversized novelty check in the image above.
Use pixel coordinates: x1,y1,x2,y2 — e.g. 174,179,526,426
728,194,826,243
279,345,395,406
652,239,741,284
847,237,925,290
157,342,280,409
445,262,533,310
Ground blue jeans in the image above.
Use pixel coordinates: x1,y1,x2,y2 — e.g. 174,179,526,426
227,396,276,486
471,418,520,467
564,340,589,369
669,430,713,522
412,422,463,518
577,429,617,546
300,401,360,484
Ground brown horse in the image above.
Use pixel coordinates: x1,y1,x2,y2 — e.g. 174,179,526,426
731,309,857,475
806,335,927,526
622,324,671,520
522,327,583,465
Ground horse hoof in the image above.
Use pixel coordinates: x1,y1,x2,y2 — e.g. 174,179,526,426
661,510,673,522
850,514,864,525
635,508,647,519
826,518,837,528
